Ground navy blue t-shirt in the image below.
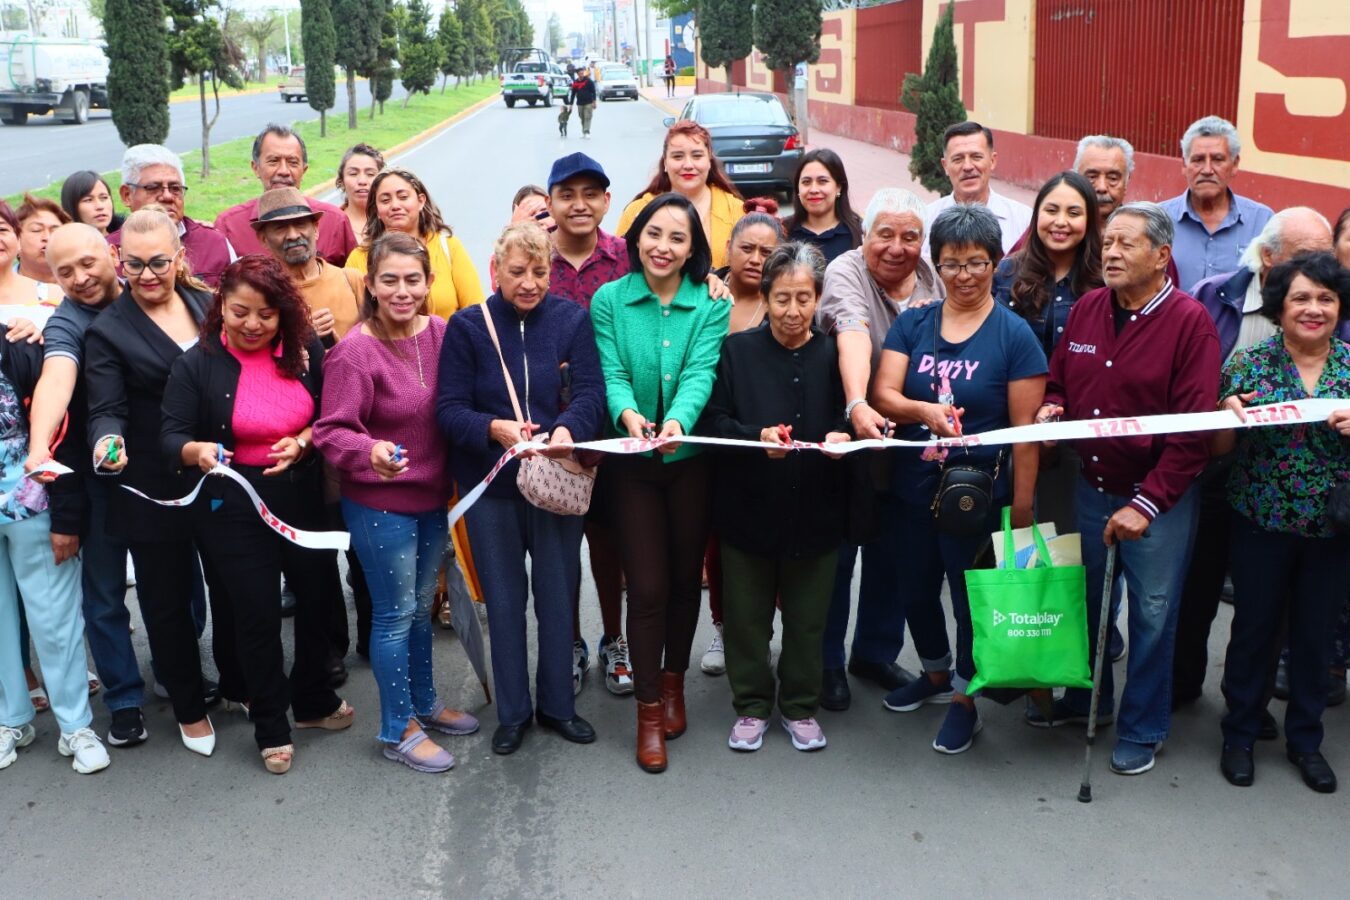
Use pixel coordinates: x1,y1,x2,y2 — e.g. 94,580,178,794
881,301,1047,503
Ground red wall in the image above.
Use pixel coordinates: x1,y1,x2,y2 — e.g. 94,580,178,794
854,0,925,113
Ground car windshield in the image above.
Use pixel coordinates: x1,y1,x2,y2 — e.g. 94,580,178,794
603,68,631,79
693,97,791,127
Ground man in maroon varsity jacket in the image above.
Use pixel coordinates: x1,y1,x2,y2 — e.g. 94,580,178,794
1033,201,1220,777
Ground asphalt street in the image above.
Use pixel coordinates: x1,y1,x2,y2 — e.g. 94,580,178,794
5,95,1349,899
0,80,408,197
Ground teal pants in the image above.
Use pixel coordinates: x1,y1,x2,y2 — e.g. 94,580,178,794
721,542,837,720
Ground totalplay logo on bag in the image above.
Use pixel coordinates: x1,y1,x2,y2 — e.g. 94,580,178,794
992,610,1064,637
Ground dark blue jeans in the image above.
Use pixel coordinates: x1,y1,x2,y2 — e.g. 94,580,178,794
822,494,906,670
81,477,144,712
1064,482,1199,745
1222,514,1350,753
467,496,583,728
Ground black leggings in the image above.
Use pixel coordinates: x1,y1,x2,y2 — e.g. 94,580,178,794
608,453,710,703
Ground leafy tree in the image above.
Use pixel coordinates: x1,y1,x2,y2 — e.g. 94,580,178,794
438,4,468,93
398,0,441,106
300,0,336,135
366,2,399,117
334,0,382,129
166,1,245,176
458,0,495,82
238,13,280,83
698,0,752,93
546,12,563,55
651,0,696,16
104,0,171,145
753,0,821,125
901,3,966,195
488,0,531,71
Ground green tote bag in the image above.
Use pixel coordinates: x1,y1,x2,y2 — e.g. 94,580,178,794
965,508,1091,695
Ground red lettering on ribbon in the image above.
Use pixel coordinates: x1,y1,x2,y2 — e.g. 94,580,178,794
1087,418,1142,438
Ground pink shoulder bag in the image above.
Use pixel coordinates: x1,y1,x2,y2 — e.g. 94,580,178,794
480,303,595,516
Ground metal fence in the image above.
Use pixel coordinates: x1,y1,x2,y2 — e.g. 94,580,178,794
853,0,925,113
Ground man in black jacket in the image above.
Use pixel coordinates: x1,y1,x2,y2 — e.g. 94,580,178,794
567,68,598,139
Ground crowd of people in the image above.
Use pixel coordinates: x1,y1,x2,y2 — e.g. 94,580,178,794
1,111,1348,796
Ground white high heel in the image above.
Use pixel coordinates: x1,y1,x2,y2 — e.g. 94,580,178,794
179,718,216,757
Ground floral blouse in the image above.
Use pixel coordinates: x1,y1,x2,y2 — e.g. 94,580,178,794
0,369,47,523
1221,336,1350,537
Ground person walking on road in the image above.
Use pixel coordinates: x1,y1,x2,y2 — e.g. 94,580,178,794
567,67,597,140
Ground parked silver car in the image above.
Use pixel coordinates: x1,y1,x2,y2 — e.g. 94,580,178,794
664,92,803,194
598,65,639,101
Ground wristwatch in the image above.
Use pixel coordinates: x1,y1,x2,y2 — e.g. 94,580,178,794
296,435,309,453
845,398,867,421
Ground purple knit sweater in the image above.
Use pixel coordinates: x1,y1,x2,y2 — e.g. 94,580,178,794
313,317,451,513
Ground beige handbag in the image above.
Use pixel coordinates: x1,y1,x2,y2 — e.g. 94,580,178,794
480,302,595,516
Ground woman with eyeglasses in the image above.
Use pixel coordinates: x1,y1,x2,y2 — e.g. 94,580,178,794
869,204,1047,756
84,209,226,758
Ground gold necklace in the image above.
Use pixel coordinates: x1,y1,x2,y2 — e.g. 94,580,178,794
411,325,426,388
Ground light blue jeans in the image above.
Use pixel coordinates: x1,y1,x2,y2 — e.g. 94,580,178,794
342,499,449,744
1063,481,1200,745
0,513,92,734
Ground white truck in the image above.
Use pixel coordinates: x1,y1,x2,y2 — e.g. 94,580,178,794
0,33,109,126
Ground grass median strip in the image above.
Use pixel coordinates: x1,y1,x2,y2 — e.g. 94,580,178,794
7,80,498,222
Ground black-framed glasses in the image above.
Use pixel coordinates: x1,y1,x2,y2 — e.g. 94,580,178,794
936,260,993,277
126,182,188,197
121,255,177,276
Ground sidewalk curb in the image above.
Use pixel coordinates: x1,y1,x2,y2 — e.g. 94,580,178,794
302,90,500,200
641,91,684,118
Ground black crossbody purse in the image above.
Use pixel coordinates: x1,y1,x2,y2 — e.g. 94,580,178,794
928,305,1002,537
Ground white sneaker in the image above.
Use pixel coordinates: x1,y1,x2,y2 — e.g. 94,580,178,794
572,639,590,696
598,635,634,696
700,624,726,676
58,727,111,774
0,723,36,769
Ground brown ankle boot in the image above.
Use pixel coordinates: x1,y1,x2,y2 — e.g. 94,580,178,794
661,670,686,739
636,700,667,773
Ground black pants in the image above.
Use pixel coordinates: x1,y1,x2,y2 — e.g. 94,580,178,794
608,453,709,703
194,464,339,749
129,534,224,726
1221,513,1350,753
1172,460,1233,701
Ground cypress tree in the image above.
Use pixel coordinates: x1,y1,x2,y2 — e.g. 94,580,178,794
398,0,441,105
300,0,337,136
438,5,467,93
902,4,967,195
365,3,399,118
753,0,822,124
698,0,752,93
105,0,171,146
334,0,382,129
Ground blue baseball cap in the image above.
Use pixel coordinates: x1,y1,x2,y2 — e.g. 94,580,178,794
547,153,610,193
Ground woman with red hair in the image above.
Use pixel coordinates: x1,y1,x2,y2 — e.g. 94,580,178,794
160,254,353,774
617,120,745,268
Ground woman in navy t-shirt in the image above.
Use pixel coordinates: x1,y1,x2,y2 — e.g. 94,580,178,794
871,204,1047,755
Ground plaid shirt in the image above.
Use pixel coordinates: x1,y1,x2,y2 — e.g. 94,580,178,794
550,230,629,311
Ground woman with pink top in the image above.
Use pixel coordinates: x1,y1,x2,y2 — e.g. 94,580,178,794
313,233,479,774
160,255,353,774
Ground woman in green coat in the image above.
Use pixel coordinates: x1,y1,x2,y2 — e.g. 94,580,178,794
590,193,729,774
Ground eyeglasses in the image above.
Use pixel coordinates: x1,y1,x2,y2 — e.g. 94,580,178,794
936,260,993,277
127,182,188,197
121,256,176,276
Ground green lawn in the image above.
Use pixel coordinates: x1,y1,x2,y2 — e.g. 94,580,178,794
7,79,498,223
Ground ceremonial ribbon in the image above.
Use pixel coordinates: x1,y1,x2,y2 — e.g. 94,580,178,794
117,399,1347,541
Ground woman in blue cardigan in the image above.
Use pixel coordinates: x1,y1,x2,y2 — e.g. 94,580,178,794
590,193,729,773
437,222,606,756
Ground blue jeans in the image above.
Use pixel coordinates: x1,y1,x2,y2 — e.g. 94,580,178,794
0,513,92,734
81,477,144,712
1064,481,1200,745
466,496,583,728
343,499,449,744
822,494,906,670
892,500,999,693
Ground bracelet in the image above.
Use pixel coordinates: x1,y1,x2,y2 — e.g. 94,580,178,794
845,398,867,421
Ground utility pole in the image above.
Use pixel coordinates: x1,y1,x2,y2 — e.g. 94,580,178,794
633,0,643,81
644,0,655,86
610,0,618,62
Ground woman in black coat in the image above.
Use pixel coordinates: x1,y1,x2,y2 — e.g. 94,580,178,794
701,242,850,754
160,255,350,775
84,209,223,756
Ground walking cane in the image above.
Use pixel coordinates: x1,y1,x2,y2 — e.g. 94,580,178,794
1077,542,1118,803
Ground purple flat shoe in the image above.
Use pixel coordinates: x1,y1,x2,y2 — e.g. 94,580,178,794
382,731,454,773
417,701,480,736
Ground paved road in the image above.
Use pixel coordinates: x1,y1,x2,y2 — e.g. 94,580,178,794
5,96,1349,899
0,81,408,197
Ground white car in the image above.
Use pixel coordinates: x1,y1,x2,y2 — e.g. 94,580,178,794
598,65,639,101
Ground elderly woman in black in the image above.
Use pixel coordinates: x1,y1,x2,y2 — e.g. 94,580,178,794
160,255,353,774
1215,253,1350,793
702,242,850,753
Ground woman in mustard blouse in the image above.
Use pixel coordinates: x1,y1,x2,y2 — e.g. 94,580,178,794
591,193,729,775
617,121,744,269
346,168,485,321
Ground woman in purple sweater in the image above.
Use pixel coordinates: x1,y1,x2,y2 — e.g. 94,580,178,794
313,233,480,774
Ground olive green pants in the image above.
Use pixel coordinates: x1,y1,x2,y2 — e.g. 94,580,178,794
578,102,594,135
720,542,838,720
